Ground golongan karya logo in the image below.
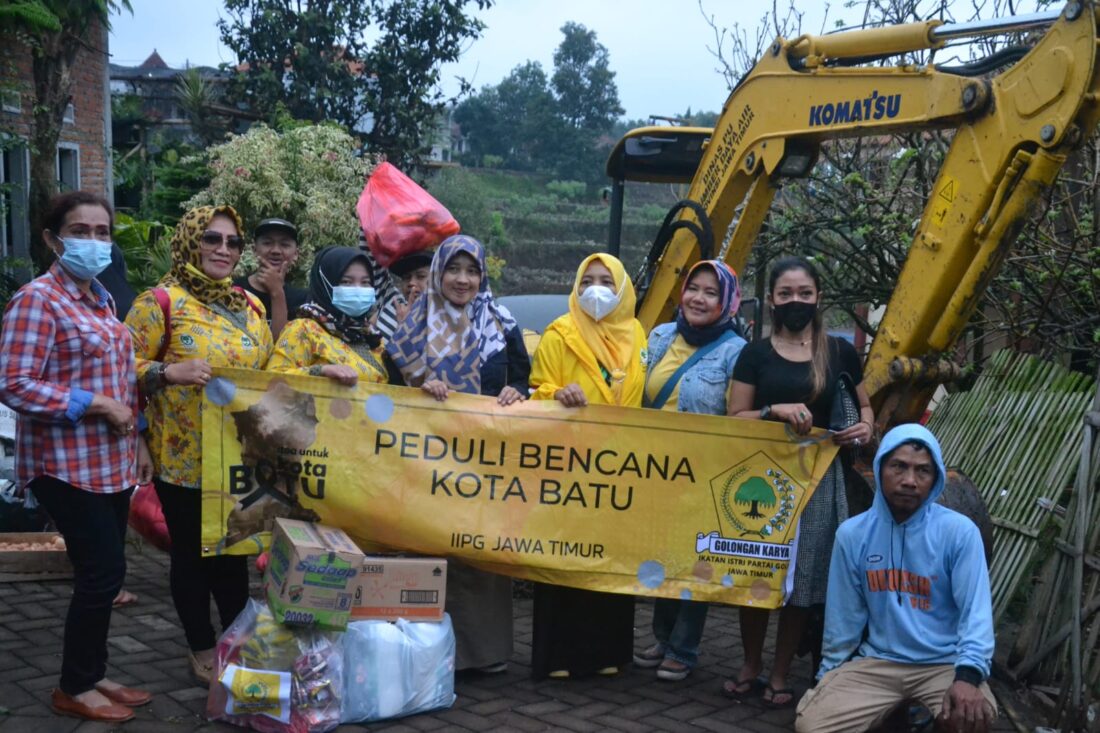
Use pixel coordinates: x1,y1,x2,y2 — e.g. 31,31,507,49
696,450,806,559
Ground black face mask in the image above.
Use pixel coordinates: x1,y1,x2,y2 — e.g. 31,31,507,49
773,301,817,332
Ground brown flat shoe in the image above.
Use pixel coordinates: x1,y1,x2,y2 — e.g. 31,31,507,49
95,681,153,707
50,688,134,723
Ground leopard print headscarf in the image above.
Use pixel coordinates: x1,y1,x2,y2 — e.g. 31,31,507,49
159,205,249,312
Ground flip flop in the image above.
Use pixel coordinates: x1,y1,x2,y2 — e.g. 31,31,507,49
721,676,765,701
763,685,796,709
112,590,138,607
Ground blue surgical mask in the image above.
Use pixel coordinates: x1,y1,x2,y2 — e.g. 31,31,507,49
332,286,376,317
56,237,113,280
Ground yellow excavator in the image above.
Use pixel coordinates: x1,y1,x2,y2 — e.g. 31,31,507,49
606,1,1100,430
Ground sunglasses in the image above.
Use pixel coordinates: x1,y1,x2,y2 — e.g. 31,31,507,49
199,231,245,251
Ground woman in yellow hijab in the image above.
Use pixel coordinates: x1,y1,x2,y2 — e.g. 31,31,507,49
528,252,646,678
529,253,646,407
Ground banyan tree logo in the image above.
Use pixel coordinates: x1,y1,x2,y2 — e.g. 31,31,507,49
722,468,795,537
696,451,804,560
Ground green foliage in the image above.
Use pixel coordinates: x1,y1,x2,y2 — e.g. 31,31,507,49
551,22,623,131
0,0,131,34
546,180,587,201
426,166,503,245
218,0,491,166
174,68,227,147
0,1,61,31
186,123,372,281
113,212,171,290
0,256,31,335
453,23,622,183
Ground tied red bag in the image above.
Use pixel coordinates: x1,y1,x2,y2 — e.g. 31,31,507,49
128,482,170,552
357,162,459,267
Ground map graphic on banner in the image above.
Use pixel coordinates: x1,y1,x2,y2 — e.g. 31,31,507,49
200,368,838,609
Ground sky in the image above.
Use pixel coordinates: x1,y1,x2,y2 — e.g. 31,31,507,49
108,0,834,121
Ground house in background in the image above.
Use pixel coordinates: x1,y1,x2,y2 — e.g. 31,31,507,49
109,50,237,147
0,19,112,264
427,106,466,165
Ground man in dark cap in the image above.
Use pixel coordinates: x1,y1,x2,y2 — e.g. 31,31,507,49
233,218,308,337
388,250,433,325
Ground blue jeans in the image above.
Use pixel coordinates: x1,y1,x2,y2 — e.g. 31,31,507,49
652,598,709,667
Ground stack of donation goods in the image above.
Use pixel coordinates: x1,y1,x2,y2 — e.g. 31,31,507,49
206,519,455,732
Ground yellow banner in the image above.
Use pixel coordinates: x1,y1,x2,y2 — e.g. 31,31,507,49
201,368,838,609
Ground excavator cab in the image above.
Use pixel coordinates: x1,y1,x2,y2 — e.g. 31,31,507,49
604,126,711,255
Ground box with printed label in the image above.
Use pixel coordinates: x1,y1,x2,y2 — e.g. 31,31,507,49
351,556,448,622
264,518,365,631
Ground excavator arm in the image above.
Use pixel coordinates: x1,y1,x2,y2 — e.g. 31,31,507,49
625,1,1100,427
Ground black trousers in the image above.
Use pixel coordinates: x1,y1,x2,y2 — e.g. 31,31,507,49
155,479,249,651
31,476,132,696
531,583,634,678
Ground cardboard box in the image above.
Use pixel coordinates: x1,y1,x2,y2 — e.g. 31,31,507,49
351,556,448,622
264,519,365,631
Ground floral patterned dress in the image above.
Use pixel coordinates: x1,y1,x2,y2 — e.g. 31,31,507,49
126,284,273,488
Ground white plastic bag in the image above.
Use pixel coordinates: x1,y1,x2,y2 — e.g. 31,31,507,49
340,614,456,723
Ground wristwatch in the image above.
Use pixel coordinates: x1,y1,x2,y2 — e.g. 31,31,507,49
153,362,169,387
760,404,772,420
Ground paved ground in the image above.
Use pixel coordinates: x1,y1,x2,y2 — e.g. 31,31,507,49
0,542,1022,733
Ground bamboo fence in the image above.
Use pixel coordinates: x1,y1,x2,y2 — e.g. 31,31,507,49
926,350,1097,623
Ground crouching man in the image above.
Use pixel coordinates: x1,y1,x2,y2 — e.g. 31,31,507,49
795,424,996,733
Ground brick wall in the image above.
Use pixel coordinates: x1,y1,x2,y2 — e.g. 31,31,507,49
0,19,110,199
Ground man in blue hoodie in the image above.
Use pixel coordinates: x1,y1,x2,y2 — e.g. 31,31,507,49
795,424,996,733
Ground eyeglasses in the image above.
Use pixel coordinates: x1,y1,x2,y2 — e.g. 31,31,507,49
199,231,245,251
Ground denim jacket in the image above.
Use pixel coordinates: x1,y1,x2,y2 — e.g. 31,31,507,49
645,322,746,416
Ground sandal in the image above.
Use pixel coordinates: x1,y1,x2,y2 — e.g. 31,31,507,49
721,676,765,701
112,590,138,608
763,685,796,709
656,659,691,681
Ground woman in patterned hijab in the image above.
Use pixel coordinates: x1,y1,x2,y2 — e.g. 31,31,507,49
159,205,251,313
124,204,272,687
385,235,530,405
383,235,531,675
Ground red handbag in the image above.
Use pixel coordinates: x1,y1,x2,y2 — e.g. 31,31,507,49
357,162,460,267
128,482,170,551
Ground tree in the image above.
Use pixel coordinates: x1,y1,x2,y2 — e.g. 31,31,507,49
551,22,623,131
2,0,132,270
218,0,491,166
454,61,560,170
734,476,775,519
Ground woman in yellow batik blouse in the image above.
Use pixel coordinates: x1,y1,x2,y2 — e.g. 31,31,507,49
125,205,272,685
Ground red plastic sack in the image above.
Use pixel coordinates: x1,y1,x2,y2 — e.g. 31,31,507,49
128,482,171,552
357,162,459,267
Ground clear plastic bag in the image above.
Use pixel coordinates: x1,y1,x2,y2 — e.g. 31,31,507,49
356,162,460,267
207,599,343,733
340,614,456,723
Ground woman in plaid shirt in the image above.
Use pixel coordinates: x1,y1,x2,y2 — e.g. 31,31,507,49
0,191,154,723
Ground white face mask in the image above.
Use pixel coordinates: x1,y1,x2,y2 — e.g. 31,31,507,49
578,282,622,321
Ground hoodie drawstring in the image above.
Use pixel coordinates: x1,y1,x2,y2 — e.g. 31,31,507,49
889,523,909,606
898,525,907,606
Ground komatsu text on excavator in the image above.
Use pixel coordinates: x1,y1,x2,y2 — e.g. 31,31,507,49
606,1,1100,430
